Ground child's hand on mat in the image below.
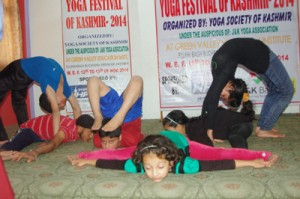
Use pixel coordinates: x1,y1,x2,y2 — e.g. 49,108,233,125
0,150,19,161
67,155,96,167
68,155,86,167
11,151,37,163
213,139,224,143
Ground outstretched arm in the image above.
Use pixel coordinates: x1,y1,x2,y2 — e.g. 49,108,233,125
68,94,81,119
202,60,236,142
11,130,65,163
58,74,81,119
68,155,97,167
68,155,126,170
200,156,278,172
0,151,20,161
46,85,61,135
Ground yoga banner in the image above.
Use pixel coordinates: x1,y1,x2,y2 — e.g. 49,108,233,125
156,0,300,109
61,0,131,113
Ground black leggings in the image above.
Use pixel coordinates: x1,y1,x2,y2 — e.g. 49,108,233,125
227,122,253,149
0,128,44,151
0,60,33,141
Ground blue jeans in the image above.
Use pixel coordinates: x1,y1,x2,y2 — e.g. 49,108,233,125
258,50,294,130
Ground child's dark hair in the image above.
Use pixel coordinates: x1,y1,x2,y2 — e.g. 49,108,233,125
132,134,183,166
97,118,121,138
76,114,94,129
39,93,52,113
227,78,255,120
162,110,189,128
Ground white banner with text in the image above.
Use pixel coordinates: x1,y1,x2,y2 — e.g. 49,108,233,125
61,0,131,114
156,0,300,109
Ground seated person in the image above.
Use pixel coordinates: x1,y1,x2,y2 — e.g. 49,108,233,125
88,75,144,148
68,132,279,182
0,114,94,162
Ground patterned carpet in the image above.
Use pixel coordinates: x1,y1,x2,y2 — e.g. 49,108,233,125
3,114,300,198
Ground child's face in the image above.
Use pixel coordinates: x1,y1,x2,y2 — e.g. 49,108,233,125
220,82,234,102
77,126,93,142
101,136,120,149
163,124,185,136
143,152,172,182
163,124,174,131
56,94,67,109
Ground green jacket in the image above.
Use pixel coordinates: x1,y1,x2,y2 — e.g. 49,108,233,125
124,131,201,174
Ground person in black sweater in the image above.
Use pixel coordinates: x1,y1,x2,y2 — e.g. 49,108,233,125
162,103,254,149
202,38,294,140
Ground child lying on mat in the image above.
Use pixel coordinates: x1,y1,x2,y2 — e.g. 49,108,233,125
73,129,276,162
0,114,94,162
68,131,279,182
79,116,274,162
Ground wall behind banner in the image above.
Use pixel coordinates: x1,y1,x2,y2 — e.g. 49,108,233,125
26,0,300,120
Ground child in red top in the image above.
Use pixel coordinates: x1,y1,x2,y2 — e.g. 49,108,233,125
0,114,94,162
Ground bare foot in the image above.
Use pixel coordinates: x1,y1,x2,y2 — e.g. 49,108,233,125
102,114,124,132
256,126,281,134
267,154,280,167
255,127,285,138
251,159,271,168
255,126,261,135
256,130,285,138
91,115,103,131
271,128,279,133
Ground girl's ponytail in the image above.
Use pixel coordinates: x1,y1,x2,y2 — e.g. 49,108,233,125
240,92,255,120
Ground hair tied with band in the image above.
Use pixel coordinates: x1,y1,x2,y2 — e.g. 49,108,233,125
242,93,249,102
165,116,178,125
140,145,166,152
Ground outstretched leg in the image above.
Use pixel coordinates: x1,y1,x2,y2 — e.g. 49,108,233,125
189,140,272,161
77,146,136,160
87,76,110,131
102,76,143,132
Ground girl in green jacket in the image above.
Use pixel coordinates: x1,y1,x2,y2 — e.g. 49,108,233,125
68,131,278,182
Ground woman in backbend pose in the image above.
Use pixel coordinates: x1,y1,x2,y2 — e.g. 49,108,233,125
202,38,294,140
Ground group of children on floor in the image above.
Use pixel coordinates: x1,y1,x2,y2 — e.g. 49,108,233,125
1,38,293,182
